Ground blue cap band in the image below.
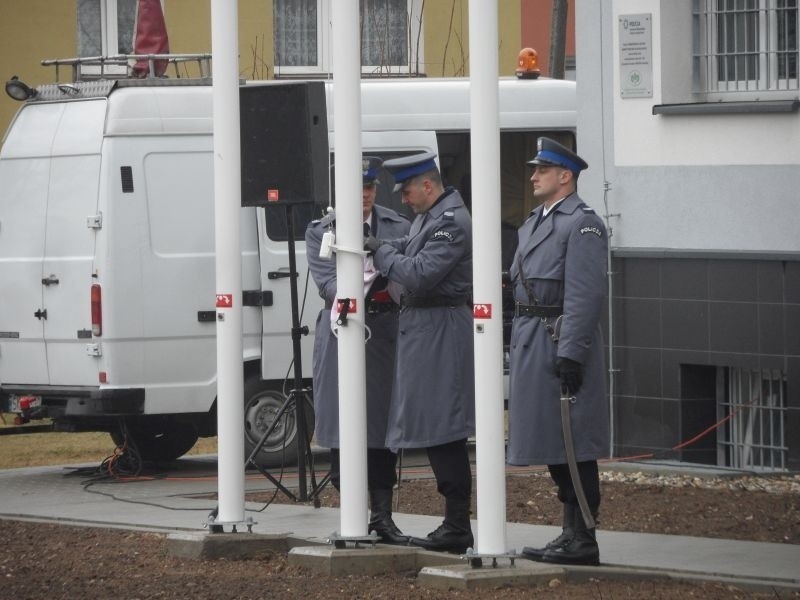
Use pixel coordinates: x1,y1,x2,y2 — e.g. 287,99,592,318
537,149,584,173
391,158,437,184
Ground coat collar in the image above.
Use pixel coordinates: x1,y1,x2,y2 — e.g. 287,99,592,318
427,187,461,219
525,192,582,223
373,203,407,224
518,192,582,259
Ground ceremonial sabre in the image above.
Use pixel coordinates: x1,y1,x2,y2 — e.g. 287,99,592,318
560,385,595,528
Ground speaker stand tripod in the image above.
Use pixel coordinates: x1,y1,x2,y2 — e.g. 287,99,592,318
244,203,331,504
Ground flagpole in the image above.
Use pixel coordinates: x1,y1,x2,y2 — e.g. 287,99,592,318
332,0,369,537
211,0,246,529
469,0,507,555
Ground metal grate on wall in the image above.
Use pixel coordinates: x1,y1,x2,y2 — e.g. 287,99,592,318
717,367,788,471
693,0,799,93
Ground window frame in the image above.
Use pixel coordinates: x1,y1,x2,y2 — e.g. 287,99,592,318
273,0,425,77
78,0,163,78
693,0,799,98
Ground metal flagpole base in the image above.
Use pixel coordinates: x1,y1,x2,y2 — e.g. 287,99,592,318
463,548,519,569
327,531,380,549
204,513,257,534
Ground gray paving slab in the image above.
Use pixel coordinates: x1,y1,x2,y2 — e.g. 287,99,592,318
0,458,797,590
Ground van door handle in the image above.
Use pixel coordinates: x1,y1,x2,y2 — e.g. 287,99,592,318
34,309,48,320
268,268,296,280
42,274,59,286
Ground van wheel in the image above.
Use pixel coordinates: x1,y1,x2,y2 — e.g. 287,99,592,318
243,378,314,469
110,418,199,463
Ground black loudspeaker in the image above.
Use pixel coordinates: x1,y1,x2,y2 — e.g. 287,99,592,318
240,81,329,207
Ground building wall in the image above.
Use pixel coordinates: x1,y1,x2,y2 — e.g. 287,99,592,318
1,1,521,135
520,0,576,77
610,254,800,469
0,1,77,138
577,0,800,470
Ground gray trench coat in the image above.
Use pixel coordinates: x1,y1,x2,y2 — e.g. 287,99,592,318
305,205,410,448
507,193,609,465
373,188,475,449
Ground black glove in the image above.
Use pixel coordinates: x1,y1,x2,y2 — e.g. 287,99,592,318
557,357,583,396
364,235,384,254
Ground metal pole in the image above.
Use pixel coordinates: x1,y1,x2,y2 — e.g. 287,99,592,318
211,0,245,527
549,0,568,79
469,0,507,556
332,0,369,537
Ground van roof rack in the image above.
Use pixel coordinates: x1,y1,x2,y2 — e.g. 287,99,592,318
41,53,212,83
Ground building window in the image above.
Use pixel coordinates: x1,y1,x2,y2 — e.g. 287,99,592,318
693,0,799,94
77,0,138,76
78,0,138,57
273,0,424,76
717,367,787,471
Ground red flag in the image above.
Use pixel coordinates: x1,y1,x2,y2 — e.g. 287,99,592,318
132,0,170,78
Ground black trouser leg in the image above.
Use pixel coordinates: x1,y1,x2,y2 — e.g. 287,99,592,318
521,502,577,560
426,438,472,519
328,448,340,491
547,460,600,515
408,439,474,553
367,447,397,491
329,447,399,492
540,460,601,565
331,447,407,543
366,449,407,544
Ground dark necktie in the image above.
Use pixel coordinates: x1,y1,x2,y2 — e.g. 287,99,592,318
532,209,543,232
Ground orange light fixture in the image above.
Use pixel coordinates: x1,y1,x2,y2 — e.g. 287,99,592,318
515,47,541,79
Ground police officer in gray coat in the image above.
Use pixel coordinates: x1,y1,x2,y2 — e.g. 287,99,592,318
508,138,609,566
305,157,410,544
364,152,475,553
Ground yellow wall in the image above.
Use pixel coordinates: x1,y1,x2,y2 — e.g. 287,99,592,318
165,0,274,79
0,1,77,136
423,0,521,77
0,1,519,134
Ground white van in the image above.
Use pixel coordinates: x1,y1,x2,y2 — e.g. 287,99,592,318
0,57,577,466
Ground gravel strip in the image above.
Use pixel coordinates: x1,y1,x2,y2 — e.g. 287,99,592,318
599,470,800,495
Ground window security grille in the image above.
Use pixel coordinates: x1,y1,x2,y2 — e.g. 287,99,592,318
693,0,799,93
717,367,788,471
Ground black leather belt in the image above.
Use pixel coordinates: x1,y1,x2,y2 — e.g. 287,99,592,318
367,301,399,314
514,303,562,318
324,299,398,313
401,295,470,308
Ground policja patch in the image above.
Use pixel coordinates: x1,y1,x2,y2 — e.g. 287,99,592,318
580,225,603,237
432,229,454,242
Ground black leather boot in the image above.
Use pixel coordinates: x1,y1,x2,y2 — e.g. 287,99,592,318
521,502,576,561
541,509,599,566
409,498,474,553
368,489,409,545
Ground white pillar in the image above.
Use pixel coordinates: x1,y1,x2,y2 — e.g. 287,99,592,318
469,0,507,555
211,0,245,526
332,0,369,537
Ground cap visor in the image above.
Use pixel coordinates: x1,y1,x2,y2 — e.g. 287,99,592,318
525,158,566,168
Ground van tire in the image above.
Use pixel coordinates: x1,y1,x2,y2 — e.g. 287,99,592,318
110,419,199,463
243,378,315,469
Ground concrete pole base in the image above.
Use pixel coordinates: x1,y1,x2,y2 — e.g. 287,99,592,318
418,561,566,591
288,544,464,576
166,532,291,560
